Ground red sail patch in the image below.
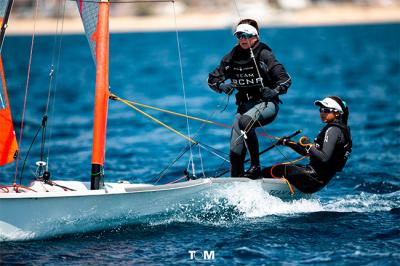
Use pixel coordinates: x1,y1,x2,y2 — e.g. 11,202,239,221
0,107,18,166
0,56,18,166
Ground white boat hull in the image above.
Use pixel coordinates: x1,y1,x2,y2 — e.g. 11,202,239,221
0,177,309,241
0,179,211,241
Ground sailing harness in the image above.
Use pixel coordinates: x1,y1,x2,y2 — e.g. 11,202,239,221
312,122,352,172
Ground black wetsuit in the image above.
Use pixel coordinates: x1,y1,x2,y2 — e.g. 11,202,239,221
262,121,352,193
208,41,291,176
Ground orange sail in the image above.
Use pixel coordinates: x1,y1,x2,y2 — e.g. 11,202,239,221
0,56,18,166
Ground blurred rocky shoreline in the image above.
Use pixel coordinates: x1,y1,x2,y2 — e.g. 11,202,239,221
8,1,400,35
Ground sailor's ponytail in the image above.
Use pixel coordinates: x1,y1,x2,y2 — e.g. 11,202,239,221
328,96,349,125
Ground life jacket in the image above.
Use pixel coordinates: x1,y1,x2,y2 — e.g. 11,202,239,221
313,122,352,173
224,42,274,102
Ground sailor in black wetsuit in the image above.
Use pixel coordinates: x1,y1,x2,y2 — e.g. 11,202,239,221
208,19,291,178
262,96,352,193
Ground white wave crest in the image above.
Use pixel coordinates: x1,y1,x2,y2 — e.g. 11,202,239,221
208,182,323,218
323,191,400,213
172,183,400,221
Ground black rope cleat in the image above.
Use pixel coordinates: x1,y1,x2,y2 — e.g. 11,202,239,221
109,93,118,101
42,171,51,183
183,169,198,180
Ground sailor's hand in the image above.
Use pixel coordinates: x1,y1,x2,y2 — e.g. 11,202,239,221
261,87,279,100
219,83,234,95
277,136,290,146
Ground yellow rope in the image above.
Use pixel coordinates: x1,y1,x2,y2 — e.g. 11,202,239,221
121,98,217,125
281,177,295,195
111,93,229,128
277,139,313,195
116,97,198,144
110,93,286,142
112,93,307,194
270,155,309,196
281,155,309,165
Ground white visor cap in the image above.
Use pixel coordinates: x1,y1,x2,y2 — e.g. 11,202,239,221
234,24,258,36
314,97,343,113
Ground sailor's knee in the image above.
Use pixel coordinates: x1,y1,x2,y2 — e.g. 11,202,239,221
229,148,242,157
238,115,253,130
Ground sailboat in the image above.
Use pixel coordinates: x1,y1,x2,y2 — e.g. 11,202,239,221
0,0,308,241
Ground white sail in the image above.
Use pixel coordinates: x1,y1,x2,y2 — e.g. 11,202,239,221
76,0,99,63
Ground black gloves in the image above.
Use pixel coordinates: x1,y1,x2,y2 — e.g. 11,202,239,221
261,87,279,100
219,83,235,95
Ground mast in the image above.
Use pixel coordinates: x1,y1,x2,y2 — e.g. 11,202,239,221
91,0,110,190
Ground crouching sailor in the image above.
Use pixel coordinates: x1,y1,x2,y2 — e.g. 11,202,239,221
262,96,352,193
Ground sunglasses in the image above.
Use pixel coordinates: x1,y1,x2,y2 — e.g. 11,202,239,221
236,32,255,40
319,107,337,113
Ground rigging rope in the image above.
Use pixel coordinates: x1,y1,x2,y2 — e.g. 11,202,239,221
46,0,67,165
115,96,197,144
269,155,309,179
172,1,196,176
44,1,65,116
13,0,40,187
269,155,309,195
152,94,235,183
110,95,278,139
115,95,232,175
15,0,67,185
111,93,308,182
19,120,43,185
112,98,232,128
154,143,194,184
109,94,233,183
111,93,286,166
232,0,242,20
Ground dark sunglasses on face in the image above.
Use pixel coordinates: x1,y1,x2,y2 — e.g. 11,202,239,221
236,32,255,40
319,107,337,113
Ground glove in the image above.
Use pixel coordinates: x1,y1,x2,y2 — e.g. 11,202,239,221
276,136,290,146
261,87,279,100
219,83,235,95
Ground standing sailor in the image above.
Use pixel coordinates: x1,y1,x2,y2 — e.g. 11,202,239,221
208,19,291,178
262,96,352,193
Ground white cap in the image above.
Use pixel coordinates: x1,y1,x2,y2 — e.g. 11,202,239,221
234,24,258,36
314,97,343,113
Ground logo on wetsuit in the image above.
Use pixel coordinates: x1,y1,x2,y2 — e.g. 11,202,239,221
230,66,263,88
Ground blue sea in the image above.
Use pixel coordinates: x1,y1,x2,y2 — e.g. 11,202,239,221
1,23,399,265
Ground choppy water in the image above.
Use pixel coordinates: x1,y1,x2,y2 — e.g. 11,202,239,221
0,23,399,264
